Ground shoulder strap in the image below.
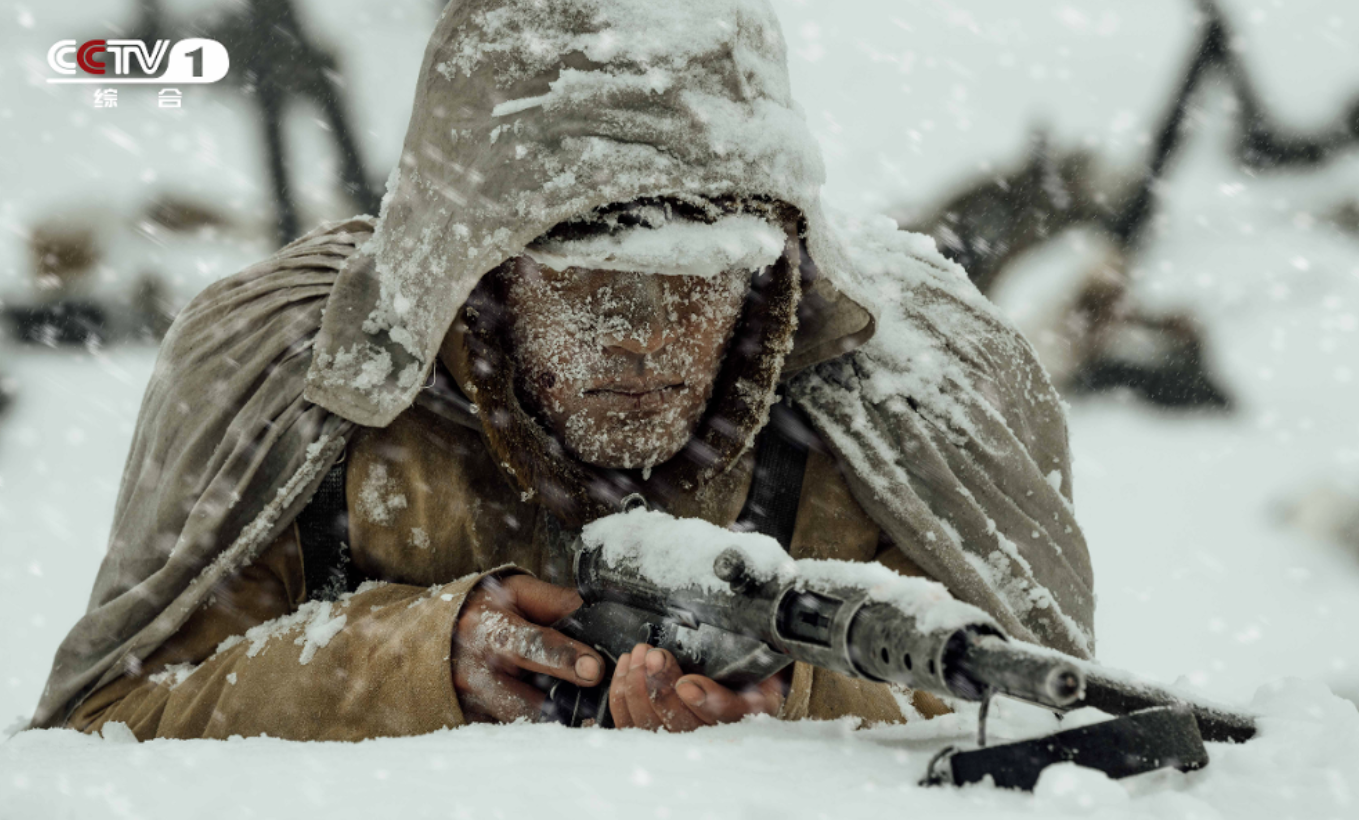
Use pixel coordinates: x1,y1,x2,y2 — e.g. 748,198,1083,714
735,399,814,552
295,363,475,602
296,455,362,601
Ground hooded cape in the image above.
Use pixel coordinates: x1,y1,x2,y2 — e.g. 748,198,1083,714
33,0,1093,729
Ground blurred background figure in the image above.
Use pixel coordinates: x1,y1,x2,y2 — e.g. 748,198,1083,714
897,134,1234,410
1,0,379,357
899,0,1358,410
0,369,12,423
2,213,179,348
6,220,106,347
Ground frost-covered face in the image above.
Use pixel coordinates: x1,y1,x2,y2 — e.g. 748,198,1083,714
505,256,749,469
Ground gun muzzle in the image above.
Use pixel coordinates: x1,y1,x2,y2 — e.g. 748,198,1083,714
946,632,1084,709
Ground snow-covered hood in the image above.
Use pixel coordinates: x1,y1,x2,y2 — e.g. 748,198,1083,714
303,0,874,427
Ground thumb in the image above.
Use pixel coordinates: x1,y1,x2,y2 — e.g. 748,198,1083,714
506,574,584,625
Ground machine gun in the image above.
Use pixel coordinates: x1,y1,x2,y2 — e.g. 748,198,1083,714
539,507,1257,790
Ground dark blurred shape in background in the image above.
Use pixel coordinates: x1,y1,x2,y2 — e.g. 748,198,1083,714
143,193,233,235
899,0,1359,412
2,0,384,352
4,221,108,347
29,223,98,294
0,369,14,424
111,0,382,246
203,0,382,245
2,214,177,348
1330,200,1359,236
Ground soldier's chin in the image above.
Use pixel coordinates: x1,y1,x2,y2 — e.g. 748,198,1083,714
565,427,689,471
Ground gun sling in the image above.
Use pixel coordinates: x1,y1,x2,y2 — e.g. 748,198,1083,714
296,450,360,603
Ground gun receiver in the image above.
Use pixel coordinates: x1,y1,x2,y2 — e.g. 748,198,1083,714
543,535,1085,726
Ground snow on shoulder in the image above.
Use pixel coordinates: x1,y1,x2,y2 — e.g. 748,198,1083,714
790,210,1096,658
581,508,995,634
821,209,1003,442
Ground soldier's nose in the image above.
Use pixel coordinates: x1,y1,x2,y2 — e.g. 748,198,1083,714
603,322,670,356
601,277,674,356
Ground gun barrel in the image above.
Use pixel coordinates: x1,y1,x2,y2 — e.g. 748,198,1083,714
946,633,1084,708
564,532,1256,742
841,601,1084,709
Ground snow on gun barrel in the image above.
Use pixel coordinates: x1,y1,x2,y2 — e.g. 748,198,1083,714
569,508,1085,713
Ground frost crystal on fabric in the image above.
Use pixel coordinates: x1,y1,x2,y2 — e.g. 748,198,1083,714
357,463,409,527
214,599,350,666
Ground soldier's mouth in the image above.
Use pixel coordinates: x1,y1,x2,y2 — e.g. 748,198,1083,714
585,382,685,411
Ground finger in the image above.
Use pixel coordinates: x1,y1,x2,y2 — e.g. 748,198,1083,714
473,574,514,610
674,674,781,724
642,649,707,733
755,674,788,714
608,652,634,728
457,668,545,724
503,574,585,625
623,644,663,731
476,607,603,686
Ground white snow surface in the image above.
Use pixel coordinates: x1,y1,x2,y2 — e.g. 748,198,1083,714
525,213,787,279
4,0,1359,817
3,679,1356,819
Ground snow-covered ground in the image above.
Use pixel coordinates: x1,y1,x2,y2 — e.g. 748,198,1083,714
3,0,1359,817
4,679,1358,820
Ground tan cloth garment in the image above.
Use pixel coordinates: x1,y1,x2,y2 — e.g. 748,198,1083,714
69,532,478,741
71,404,944,740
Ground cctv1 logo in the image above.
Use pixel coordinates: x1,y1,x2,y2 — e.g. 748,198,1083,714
47,39,229,84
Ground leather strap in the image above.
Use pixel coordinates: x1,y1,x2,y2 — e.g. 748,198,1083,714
734,398,813,551
296,456,362,601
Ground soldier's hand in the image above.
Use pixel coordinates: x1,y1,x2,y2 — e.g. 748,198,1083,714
608,644,786,732
452,574,603,723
